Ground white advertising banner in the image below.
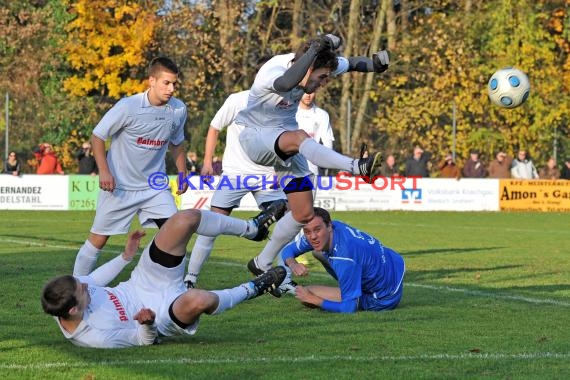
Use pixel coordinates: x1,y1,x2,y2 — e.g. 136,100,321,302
178,175,500,212
0,175,69,210
394,178,500,211
178,176,259,211
0,175,502,212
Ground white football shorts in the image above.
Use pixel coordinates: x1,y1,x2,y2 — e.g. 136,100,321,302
91,188,177,235
210,175,287,209
129,245,199,337
239,126,312,183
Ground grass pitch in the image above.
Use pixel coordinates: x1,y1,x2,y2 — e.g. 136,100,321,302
0,210,569,379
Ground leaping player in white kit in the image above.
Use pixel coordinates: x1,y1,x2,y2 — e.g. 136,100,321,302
73,57,189,277
183,87,288,289
183,88,331,290
236,34,390,289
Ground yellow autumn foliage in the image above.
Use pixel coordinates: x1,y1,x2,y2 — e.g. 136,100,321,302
63,0,157,99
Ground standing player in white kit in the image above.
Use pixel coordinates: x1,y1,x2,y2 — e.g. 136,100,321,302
296,91,335,177
236,34,390,288
73,57,189,276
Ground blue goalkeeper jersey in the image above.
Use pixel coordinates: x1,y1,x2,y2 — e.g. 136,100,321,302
281,221,405,305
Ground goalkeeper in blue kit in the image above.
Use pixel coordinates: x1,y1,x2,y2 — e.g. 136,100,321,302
281,208,405,313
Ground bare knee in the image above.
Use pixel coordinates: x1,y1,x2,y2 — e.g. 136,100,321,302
173,290,217,320
88,233,109,249
277,130,310,155
169,209,201,232
291,204,314,224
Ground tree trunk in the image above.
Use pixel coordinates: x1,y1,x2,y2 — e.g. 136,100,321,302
214,0,239,91
351,0,388,152
401,0,408,32
338,0,361,154
291,0,303,49
260,4,279,54
386,0,397,51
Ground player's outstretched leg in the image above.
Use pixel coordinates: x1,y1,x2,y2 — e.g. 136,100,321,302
183,201,286,289
297,139,382,180
356,143,382,181
206,266,287,316
248,199,288,241
248,266,287,299
172,267,287,328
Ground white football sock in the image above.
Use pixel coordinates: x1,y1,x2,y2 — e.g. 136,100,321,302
209,284,251,315
299,138,354,173
186,235,217,284
255,211,304,270
196,210,250,238
73,240,101,276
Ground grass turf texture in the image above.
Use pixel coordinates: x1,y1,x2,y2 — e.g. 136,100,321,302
0,210,569,379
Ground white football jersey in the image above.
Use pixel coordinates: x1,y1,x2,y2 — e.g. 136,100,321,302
296,105,335,175
211,91,276,177
93,90,187,190
235,53,302,131
234,53,348,132
55,279,155,348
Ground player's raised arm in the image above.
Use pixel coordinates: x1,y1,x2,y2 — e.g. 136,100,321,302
333,50,390,76
86,230,144,286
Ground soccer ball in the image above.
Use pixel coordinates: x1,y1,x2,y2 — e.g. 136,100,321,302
487,67,530,108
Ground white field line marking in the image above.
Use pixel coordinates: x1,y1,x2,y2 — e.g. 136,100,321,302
0,238,123,254
405,283,570,307
3,238,569,307
2,352,570,370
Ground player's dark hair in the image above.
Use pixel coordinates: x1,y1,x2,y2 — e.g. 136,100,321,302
148,56,179,77
313,207,332,226
294,40,338,72
255,55,273,71
41,275,78,319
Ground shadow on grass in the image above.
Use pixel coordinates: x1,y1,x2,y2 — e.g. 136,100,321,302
505,284,570,294
405,264,523,282
401,246,506,256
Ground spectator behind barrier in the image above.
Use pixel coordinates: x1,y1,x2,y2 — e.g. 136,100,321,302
380,154,400,177
3,151,22,176
511,149,538,179
33,143,64,175
212,155,223,176
462,149,486,178
488,150,512,178
76,142,98,175
439,153,460,178
538,157,560,180
405,146,431,177
560,158,570,180
186,151,202,175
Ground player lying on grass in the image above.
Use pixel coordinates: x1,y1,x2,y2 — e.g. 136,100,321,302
41,205,286,348
281,207,405,313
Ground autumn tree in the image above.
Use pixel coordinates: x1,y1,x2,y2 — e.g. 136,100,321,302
63,0,158,98
372,0,570,171
0,0,86,171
